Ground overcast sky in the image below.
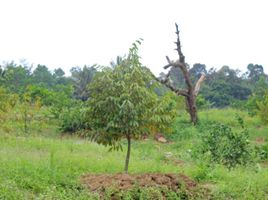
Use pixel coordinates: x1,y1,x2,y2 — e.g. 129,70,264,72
0,0,267,75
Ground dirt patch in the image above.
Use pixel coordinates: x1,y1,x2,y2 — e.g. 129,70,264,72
81,173,196,192
255,137,266,144
173,159,185,166
81,173,211,199
154,133,168,143
260,160,268,168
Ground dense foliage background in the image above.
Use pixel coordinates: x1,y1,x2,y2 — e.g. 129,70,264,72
1,59,267,120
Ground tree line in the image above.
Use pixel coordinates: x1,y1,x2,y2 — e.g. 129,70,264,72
0,60,267,108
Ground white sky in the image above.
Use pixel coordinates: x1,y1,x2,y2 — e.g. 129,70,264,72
0,0,267,76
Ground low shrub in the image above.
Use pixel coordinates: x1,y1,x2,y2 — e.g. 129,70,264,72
101,186,204,200
199,119,253,168
255,143,268,161
59,106,89,133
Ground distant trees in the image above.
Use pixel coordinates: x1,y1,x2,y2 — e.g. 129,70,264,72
1,58,266,111
162,62,268,109
32,64,55,88
71,65,97,101
0,62,72,94
246,64,264,83
189,63,207,82
0,62,31,93
0,67,5,84
53,68,68,85
202,66,252,107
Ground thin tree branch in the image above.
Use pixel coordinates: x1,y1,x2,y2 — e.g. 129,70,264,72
166,56,171,64
155,76,189,97
164,56,172,69
163,63,172,69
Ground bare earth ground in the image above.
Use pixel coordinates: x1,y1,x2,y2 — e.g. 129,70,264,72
81,173,196,191
81,173,209,198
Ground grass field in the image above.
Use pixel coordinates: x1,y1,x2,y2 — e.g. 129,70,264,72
0,108,267,199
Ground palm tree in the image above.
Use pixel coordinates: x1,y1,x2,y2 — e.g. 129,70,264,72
71,65,97,101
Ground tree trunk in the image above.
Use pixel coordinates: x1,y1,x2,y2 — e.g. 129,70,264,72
186,94,198,125
24,108,28,133
124,134,131,174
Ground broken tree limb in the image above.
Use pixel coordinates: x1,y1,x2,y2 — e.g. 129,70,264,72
155,76,189,97
194,74,206,97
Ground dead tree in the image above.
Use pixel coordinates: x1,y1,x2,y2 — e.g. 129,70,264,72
157,23,205,125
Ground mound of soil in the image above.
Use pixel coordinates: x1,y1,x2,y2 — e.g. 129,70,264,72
81,173,197,192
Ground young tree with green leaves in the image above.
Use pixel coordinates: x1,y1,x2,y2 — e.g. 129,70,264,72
256,91,268,124
87,41,176,173
20,92,41,134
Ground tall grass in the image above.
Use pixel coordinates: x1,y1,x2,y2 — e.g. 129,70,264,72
0,107,267,199
0,135,181,199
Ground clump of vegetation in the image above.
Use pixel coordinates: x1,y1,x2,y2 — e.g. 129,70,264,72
59,102,89,133
20,92,42,133
101,185,201,200
199,118,252,168
255,143,268,160
256,92,268,124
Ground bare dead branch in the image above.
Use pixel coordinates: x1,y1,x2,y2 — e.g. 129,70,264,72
176,89,189,97
166,56,171,64
164,63,172,69
175,23,185,63
194,74,206,96
163,56,172,69
154,74,189,97
158,78,188,97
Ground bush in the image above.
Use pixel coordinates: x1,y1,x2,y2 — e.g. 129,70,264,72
256,92,268,124
196,94,212,110
255,143,268,161
0,87,18,112
200,121,252,168
59,106,89,133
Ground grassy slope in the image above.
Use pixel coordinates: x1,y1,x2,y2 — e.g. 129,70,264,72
0,108,267,199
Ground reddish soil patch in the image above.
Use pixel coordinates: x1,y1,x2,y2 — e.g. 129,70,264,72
173,159,185,166
154,133,168,143
255,137,266,144
81,173,197,192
